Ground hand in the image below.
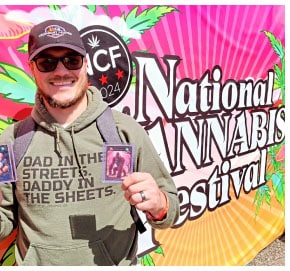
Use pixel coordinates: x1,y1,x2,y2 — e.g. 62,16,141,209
121,172,167,219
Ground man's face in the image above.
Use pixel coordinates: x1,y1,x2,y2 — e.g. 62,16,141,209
29,47,88,109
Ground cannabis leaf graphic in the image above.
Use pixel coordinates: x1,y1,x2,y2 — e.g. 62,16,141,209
254,184,271,218
122,6,178,44
0,243,16,266
139,245,165,266
269,144,285,208
262,30,285,103
0,118,14,134
87,35,100,48
48,5,61,11
0,62,36,105
254,31,285,217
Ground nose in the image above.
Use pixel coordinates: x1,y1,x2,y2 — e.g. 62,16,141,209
53,59,69,74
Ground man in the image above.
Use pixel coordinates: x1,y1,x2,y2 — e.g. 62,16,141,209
0,20,179,265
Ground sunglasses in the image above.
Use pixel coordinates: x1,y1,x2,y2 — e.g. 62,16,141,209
33,54,84,72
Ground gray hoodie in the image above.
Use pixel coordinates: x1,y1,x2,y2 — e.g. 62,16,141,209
0,87,179,266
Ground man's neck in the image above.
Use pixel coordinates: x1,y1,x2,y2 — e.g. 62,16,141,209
46,95,88,126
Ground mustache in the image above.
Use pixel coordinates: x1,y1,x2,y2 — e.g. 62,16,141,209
48,75,76,81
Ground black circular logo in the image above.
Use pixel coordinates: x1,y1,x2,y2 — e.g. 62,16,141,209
80,25,132,107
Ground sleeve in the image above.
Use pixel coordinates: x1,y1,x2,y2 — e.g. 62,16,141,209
0,125,18,240
117,115,180,229
0,182,17,240
136,129,180,229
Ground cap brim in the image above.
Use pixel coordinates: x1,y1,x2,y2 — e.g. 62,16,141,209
29,43,86,61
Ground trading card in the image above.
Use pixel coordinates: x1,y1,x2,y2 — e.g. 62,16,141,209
0,143,17,183
102,144,134,183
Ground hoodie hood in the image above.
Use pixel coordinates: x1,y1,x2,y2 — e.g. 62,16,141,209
31,86,108,133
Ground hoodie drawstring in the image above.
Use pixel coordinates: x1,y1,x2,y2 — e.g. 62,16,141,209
55,127,62,157
71,126,85,180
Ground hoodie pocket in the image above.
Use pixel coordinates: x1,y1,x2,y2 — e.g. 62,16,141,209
22,240,116,266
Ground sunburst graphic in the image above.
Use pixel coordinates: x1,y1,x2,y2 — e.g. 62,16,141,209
130,4,285,266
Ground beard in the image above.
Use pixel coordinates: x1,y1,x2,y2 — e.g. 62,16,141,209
37,78,88,109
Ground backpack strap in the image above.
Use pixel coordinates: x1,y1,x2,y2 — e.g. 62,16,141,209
97,107,146,234
96,107,122,144
14,116,36,167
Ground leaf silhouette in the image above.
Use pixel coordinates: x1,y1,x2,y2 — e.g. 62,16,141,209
0,118,14,135
140,254,155,266
154,245,164,256
86,5,97,13
262,30,284,60
254,185,271,217
123,6,178,44
48,5,61,11
0,62,36,105
17,42,28,54
262,30,285,103
272,172,285,207
254,30,285,219
0,242,16,266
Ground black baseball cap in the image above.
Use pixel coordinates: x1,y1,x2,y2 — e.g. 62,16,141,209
28,19,86,61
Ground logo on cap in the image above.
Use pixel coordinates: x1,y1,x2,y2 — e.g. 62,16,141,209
39,25,72,39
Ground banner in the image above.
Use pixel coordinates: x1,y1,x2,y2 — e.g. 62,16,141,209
0,5,285,266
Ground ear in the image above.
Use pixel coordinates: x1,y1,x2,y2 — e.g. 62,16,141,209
83,57,88,72
28,61,35,75
83,56,88,65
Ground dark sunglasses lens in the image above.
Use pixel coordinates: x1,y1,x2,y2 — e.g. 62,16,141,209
35,55,83,72
35,58,58,72
62,55,83,70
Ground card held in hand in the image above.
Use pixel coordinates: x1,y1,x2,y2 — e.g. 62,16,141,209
0,142,17,183
102,144,134,183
